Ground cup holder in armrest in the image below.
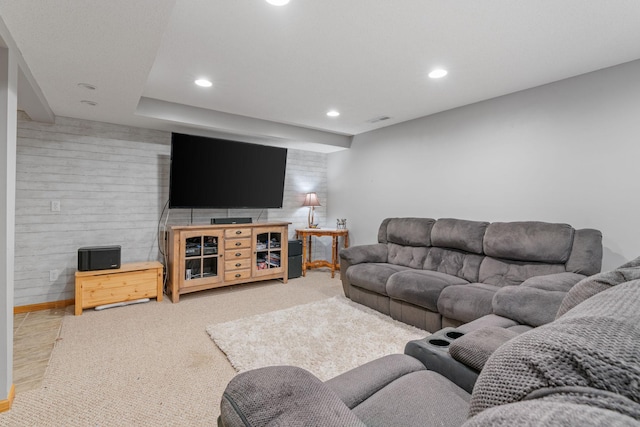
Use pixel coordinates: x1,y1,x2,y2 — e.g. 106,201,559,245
425,328,466,349
404,327,478,394
445,331,465,340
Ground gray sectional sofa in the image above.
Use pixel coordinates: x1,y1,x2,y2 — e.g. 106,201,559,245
219,258,640,426
339,217,603,331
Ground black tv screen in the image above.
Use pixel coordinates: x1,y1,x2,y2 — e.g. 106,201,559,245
169,133,287,209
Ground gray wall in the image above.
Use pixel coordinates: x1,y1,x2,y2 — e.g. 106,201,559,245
328,59,640,271
15,113,327,306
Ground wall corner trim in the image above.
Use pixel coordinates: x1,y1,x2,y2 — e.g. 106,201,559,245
0,384,15,412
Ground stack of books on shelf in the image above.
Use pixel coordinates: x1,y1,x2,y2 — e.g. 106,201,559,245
268,238,281,248
267,253,281,267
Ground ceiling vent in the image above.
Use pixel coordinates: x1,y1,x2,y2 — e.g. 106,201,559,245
366,115,391,124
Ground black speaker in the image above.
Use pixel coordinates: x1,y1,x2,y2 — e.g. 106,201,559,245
288,240,303,279
78,246,121,271
288,255,302,279
288,239,302,256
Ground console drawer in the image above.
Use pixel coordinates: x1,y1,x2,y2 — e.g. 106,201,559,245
225,248,251,259
225,259,251,271
224,237,251,250
225,269,251,281
224,228,252,238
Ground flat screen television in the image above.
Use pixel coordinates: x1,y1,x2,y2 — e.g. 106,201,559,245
169,133,287,209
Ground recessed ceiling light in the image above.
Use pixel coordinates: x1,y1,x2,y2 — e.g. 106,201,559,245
266,0,290,5
195,79,213,87
80,100,98,106
327,110,340,117
428,69,448,79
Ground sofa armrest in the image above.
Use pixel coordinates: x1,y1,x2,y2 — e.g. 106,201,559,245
220,366,366,427
404,328,480,394
449,327,520,371
492,272,586,327
521,272,586,292
492,286,566,327
339,243,388,265
339,244,389,297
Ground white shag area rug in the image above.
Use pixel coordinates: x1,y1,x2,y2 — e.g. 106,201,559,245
206,296,428,381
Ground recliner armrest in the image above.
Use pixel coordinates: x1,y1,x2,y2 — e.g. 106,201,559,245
339,243,388,265
220,366,366,427
492,286,566,327
492,272,586,327
404,328,480,394
521,272,586,292
449,327,520,371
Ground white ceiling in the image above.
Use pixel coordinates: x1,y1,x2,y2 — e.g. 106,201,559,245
1,0,640,152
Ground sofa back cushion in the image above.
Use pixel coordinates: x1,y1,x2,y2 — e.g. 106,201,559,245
431,218,489,254
378,217,435,247
424,248,484,282
483,222,574,264
387,244,430,269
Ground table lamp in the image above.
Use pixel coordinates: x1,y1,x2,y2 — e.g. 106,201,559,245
302,192,321,228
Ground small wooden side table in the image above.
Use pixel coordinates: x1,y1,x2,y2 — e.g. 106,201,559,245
295,228,349,278
75,261,163,315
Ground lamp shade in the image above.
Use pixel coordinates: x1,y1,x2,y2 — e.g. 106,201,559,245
302,192,321,207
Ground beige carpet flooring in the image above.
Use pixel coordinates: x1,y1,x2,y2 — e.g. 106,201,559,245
0,271,352,426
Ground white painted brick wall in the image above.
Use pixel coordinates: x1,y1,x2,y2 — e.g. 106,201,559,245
15,113,328,306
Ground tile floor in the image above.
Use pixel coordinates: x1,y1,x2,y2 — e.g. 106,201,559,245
13,307,71,393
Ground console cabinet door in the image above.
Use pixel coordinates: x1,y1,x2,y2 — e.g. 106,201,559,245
179,230,224,289
253,227,286,278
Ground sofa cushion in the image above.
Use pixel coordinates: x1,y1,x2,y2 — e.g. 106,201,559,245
424,248,484,283
387,270,469,312
479,257,565,287
468,279,640,419
438,283,500,324
352,370,471,427
483,221,574,263
346,263,411,295
380,217,435,247
431,218,489,255
325,354,426,409
387,243,429,268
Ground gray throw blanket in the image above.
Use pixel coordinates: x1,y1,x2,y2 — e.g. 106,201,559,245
467,279,640,422
556,255,640,317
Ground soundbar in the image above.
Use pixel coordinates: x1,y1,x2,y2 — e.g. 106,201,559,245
211,217,253,224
